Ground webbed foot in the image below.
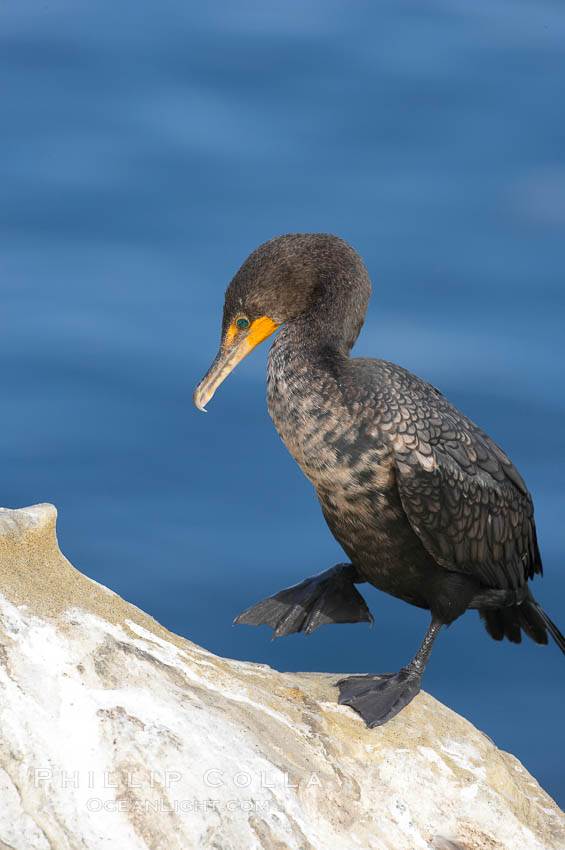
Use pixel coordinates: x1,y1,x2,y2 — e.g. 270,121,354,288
337,616,443,727
337,667,422,727
233,563,373,639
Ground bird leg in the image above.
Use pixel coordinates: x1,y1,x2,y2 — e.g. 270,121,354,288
233,563,373,639
337,616,442,727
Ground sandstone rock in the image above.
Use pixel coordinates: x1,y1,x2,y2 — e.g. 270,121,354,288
0,503,563,850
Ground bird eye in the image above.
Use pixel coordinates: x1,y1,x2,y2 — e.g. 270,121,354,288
236,316,250,330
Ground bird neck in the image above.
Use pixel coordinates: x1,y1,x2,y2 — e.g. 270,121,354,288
295,270,371,357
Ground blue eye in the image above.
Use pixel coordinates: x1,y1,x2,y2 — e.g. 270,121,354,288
236,316,250,330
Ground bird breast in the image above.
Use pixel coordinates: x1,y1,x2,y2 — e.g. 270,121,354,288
266,342,396,512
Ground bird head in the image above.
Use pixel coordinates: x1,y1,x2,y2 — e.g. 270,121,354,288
193,233,369,411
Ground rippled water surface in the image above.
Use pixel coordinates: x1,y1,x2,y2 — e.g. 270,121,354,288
2,0,564,806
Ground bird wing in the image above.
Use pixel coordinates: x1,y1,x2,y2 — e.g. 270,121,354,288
388,380,541,590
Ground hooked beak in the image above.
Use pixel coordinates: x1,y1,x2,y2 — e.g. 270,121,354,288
193,316,280,412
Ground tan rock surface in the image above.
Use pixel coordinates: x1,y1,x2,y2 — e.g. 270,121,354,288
0,504,563,850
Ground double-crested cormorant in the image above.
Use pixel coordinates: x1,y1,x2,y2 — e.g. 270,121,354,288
194,233,565,727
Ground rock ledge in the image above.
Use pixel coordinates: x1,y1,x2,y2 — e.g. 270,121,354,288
0,504,563,850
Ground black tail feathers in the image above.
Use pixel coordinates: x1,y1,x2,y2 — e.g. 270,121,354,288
480,591,565,655
535,603,565,654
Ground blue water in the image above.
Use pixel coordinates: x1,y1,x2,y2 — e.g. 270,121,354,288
2,0,564,807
